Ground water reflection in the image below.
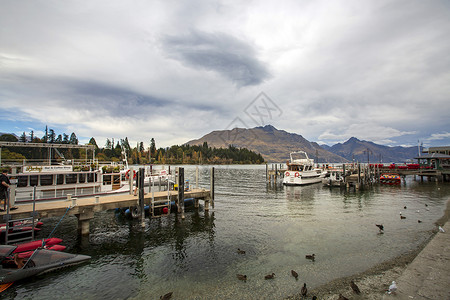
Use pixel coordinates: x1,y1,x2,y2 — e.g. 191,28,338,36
7,166,450,300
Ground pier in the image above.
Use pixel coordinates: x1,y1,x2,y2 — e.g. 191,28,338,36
1,167,214,238
1,189,212,236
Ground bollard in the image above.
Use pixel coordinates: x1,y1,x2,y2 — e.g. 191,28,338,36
67,194,72,202
95,196,100,204
72,197,77,206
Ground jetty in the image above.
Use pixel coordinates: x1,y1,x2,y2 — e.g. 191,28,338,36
1,167,214,238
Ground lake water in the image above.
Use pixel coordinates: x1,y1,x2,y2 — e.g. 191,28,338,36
4,165,450,300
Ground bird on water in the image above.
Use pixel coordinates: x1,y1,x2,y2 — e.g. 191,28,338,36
291,269,298,279
375,224,384,233
337,293,349,300
264,273,275,280
160,292,173,300
301,283,307,297
350,280,361,294
237,274,247,281
400,215,406,219
237,248,245,254
305,254,315,261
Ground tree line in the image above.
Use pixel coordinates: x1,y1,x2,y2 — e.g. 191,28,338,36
0,127,265,165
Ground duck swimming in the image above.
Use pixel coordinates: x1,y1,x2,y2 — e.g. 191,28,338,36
237,274,247,281
291,269,298,279
305,254,315,261
264,273,275,280
237,248,246,254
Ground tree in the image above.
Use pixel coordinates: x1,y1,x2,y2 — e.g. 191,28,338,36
48,129,56,143
29,130,35,142
139,142,144,153
105,138,112,150
89,137,99,149
69,132,78,145
0,134,18,142
63,133,69,144
150,138,156,158
19,132,27,142
43,125,48,143
55,134,63,143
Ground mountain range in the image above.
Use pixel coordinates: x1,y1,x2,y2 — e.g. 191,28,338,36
186,125,419,163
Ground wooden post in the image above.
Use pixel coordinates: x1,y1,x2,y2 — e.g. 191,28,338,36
178,167,185,219
209,167,215,209
265,163,268,180
139,168,145,227
342,164,346,183
129,168,133,195
358,163,361,184
196,165,199,189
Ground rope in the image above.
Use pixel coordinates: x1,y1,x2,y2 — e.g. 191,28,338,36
44,205,75,246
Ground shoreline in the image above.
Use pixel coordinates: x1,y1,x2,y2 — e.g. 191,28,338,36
286,198,450,300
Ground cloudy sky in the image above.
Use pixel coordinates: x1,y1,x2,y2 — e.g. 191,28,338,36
1,0,449,149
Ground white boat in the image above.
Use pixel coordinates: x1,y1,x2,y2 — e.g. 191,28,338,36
9,164,175,203
282,151,326,186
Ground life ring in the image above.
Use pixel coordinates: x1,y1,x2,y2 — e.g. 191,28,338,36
294,172,300,178
285,171,290,176
125,170,136,179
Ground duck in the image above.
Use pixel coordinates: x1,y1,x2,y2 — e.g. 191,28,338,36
160,292,173,300
337,294,349,300
237,248,246,255
400,215,406,219
404,206,407,209
237,274,247,281
264,273,275,280
291,269,298,279
301,283,307,297
418,220,422,223
375,224,384,233
350,280,361,294
305,254,315,261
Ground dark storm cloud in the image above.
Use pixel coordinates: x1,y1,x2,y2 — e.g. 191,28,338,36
162,30,271,87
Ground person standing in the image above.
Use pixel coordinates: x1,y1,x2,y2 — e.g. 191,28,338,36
0,169,17,211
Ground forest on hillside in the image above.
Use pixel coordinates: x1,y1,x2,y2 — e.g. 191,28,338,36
0,128,265,165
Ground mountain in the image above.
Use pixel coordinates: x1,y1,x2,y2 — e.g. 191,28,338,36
326,137,419,163
186,125,347,163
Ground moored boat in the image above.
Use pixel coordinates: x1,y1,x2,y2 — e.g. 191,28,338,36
282,151,326,186
380,173,401,185
0,245,90,284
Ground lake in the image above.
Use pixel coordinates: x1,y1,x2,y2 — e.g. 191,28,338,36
4,165,449,300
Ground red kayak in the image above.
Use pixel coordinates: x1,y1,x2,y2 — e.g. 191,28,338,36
13,238,63,253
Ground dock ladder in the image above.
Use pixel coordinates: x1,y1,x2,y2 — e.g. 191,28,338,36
3,187,38,244
150,176,171,218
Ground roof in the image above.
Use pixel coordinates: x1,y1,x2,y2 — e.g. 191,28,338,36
415,153,450,159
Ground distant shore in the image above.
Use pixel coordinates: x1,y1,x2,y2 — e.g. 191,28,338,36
286,198,450,300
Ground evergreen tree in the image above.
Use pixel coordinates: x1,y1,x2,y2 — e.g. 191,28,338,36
63,133,69,144
29,130,34,142
43,125,48,143
105,138,112,149
69,132,78,145
19,132,27,142
150,138,156,157
48,129,56,143
55,134,63,143
89,137,99,149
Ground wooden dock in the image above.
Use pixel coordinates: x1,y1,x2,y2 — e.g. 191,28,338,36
1,188,212,236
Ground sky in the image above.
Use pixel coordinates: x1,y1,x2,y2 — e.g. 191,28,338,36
1,0,449,150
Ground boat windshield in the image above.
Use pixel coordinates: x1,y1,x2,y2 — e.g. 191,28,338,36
26,249,78,268
0,246,17,262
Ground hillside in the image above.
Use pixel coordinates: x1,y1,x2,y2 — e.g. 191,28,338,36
186,125,347,163
326,137,419,163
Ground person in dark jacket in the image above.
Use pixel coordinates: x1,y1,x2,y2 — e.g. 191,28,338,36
0,169,17,211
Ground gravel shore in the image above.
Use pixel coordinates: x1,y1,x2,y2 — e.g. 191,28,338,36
286,198,450,300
